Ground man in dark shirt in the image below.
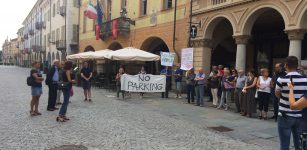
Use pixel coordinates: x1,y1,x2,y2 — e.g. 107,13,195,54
270,63,287,120
45,60,60,111
81,61,93,102
161,66,172,98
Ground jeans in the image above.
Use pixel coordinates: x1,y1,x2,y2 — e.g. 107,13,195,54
278,116,305,150
211,88,218,106
187,84,195,103
47,83,57,109
219,90,231,108
162,80,171,98
258,91,270,112
196,85,204,106
59,88,70,116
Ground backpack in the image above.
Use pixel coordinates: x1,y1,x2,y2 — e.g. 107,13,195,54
27,76,34,86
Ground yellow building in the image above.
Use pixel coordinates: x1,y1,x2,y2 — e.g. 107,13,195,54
2,38,19,65
79,0,190,74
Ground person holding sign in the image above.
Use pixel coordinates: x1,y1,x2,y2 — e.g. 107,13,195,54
195,68,206,107
139,66,147,98
174,64,183,99
161,66,172,98
116,67,125,99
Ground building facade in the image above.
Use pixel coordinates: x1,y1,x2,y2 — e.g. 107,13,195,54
2,38,19,65
79,0,190,74
191,0,307,73
20,0,80,68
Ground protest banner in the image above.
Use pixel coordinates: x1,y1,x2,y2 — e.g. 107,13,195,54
121,74,166,92
180,48,194,70
161,52,176,67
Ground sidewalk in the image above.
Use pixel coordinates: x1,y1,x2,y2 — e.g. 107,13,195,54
102,90,281,149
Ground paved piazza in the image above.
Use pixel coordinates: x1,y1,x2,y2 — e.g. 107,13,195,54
0,66,279,150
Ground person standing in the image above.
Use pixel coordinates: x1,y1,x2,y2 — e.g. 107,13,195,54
57,61,75,122
30,61,44,116
270,63,287,121
235,69,247,113
195,68,205,107
186,68,196,103
56,61,65,105
116,67,125,99
275,56,307,150
45,59,60,111
139,66,146,98
242,70,257,117
81,61,93,102
208,70,220,107
208,65,218,102
257,68,272,120
161,66,172,98
174,64,183,98
218,69,234,110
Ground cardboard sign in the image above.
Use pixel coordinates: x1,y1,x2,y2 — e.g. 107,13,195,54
161,52,176,67
180,48,194,70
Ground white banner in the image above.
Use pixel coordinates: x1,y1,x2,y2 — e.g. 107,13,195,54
121,74,166,92
161,52,176,67
180,48,194,71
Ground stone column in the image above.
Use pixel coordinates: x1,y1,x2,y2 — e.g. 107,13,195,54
286,29,305,63
191,39,213,76
234,35,249,70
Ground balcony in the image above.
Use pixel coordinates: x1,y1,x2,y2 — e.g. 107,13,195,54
35,22,43,30
31,45,42,52
29,29,34,36
24,34,28,40
60,6,66,16
100,17,131,40
56,40,66,50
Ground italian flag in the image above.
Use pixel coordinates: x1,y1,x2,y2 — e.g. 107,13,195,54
85,3,97,20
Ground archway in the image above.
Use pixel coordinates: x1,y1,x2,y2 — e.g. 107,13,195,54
141,37,170,75
207,17,236,68
246,8,288,72
108,42,123,50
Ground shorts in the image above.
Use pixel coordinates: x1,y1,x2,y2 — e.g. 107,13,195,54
82,80,91,90
175,82,181,91
31,86,43,96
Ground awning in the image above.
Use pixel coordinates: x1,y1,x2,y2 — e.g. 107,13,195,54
105,47,160,61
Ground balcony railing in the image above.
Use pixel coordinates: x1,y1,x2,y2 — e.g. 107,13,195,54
100,17,131,40
35,22,43,30
29,29,34,35
31,45,42,52
56,40,66,50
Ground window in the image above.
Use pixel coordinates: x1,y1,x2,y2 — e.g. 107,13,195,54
140,0,147,16
121,0,127,9
92,20,96,31
47,33,50,46
56,28,60,41
73,0,79,8
61,25,65,40
57,0,60,14
72,24,79,43
43,35,46,47
163,0,172,9
107,0,112,20
53,4,56,17
83,14,87,33
47,10,50,21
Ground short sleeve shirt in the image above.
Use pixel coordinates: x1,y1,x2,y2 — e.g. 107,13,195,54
174,69,183,82
31,69,42,87
81,67,92,81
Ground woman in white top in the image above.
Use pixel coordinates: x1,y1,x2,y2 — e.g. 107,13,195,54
256,68,273,120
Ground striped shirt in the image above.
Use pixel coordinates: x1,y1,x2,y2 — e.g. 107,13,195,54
276,72,307,117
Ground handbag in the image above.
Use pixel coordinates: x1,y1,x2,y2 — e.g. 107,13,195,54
57,81,70,90
27,76,34,86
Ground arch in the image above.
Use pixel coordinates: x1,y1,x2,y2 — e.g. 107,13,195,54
84,45,95,52
108,42,123,50
140,36,170,53
297,6,307,29
241,4,288,35
203,14,236,39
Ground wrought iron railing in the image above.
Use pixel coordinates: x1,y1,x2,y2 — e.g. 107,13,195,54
100,17,131,40
56,40,66,50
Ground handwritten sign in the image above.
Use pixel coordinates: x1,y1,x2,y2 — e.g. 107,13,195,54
161,52,176,67
180,48,194,70
121,74,166,92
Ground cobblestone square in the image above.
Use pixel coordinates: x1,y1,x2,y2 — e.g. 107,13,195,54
0,66,279,150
